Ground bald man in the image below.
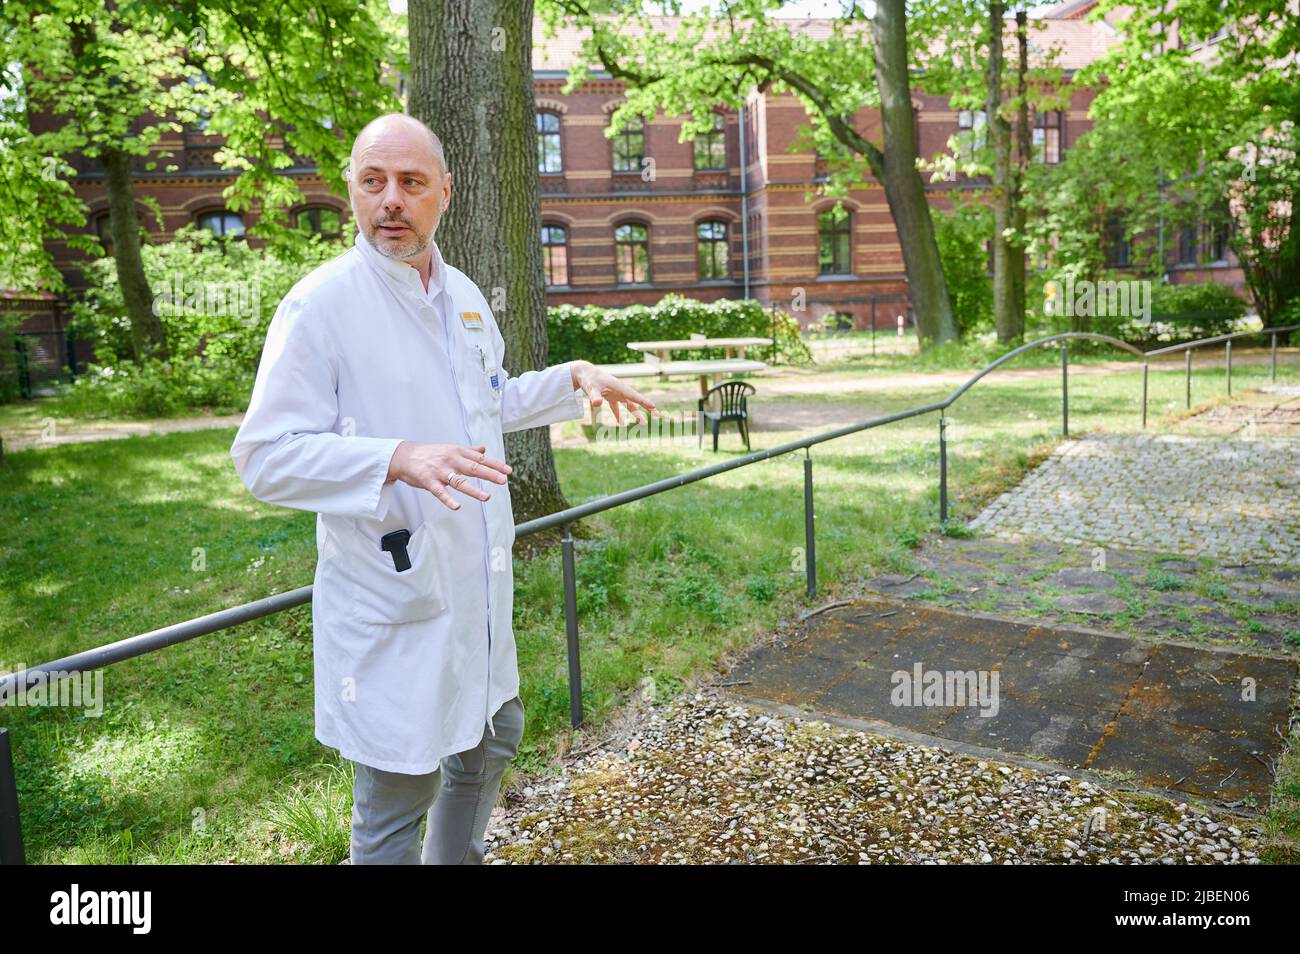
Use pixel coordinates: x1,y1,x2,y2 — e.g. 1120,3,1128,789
231,113,653,864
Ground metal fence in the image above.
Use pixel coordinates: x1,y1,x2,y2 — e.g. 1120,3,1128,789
1,324,1295,864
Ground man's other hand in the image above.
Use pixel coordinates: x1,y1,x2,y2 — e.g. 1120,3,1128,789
570,360,656,424
386,442,511,511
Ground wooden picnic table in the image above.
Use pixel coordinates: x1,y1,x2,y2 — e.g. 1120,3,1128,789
594,354,768,397
626,335,773,362
588,334,775,398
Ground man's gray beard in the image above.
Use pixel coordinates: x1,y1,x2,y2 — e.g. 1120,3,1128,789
369,225,433,261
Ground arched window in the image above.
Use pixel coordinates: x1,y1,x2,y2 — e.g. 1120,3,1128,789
296,206,342,239
1105,217,1130,267
817,206,852,275
1032,110,1063,164
541,224,569,286
694,113,727,171
611,117,645,173
93,211,114,257
614,222,650,284
537,112,563,174
696,220,729,280
197,209,245,239
957,109,987,153
1205,203,1230,262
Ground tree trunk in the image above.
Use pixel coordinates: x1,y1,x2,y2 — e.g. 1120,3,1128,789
1011,10,1030,336
872,0,959,344
985,2,1020,344
408,0,569,523
101,152,165,362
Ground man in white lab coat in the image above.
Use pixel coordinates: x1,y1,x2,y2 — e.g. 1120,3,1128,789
231,113,653,864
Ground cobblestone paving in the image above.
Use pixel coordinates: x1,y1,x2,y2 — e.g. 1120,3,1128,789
969,434,1300,566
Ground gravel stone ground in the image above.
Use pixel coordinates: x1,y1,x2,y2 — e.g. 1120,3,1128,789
485,694,1261,865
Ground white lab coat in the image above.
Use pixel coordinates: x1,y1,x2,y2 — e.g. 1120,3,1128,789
231,231,585,774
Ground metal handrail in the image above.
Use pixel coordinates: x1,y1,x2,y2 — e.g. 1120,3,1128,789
1144,323,1298,357
1145,322,1297,406
1,325,1295,864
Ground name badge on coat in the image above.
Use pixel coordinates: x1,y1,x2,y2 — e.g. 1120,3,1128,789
460,311,484,330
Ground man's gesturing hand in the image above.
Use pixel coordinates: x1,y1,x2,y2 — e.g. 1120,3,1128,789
386,442,511,511
570,359,656,424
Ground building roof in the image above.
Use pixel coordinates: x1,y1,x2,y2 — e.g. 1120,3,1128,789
532,13,1119,75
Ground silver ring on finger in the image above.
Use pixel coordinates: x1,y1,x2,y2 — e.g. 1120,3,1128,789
447,470,464,488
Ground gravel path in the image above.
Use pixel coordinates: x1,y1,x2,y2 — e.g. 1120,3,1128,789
485,694,1262,865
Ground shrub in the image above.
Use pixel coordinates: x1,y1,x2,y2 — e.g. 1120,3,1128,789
1143,281,1247,344
59,356,253,418
71,225,343,374
932,204,993,336
1033,275,1247,347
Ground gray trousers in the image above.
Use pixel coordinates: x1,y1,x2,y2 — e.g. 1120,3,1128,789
349,695,525,865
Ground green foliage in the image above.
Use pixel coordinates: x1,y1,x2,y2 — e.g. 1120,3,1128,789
1030,274,1246,346
745,573,776,603
1131,283,1246,348
546,294,812,366
63,227,345,416
932,203,993,335
1031,0,1300,325
72,226,341,368
0,0,403,292
1022,135,1126,285
57,357,251,418
1148,281,1246,319
0,313,26,403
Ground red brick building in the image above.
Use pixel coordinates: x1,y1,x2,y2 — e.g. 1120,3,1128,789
10,3,1244,389
528,12,1120,333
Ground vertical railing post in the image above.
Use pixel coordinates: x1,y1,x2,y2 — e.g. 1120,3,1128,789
1185,348,1192,409
1141,361,1149,429
0,728,24,865
1226,339,1232,396
560,528,583,729
1061,342,1069,436
1272,333,1278,382
803,452,816,598
939,412,949,524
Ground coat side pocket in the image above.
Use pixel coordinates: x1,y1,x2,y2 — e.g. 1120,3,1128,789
317,517,447,625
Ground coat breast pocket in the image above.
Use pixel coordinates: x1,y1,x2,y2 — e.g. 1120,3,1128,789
318,519,447,626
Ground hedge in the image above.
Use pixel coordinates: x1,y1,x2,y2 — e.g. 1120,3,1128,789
547,294,812,366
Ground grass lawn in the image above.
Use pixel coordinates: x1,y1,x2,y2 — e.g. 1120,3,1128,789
0,349,1296,863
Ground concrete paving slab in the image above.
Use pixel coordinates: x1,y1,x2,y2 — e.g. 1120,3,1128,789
940,697,1116,766
1087,714,1275,801
728,598,1297,803
997,647,1148,710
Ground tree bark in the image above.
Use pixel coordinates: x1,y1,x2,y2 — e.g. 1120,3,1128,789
872,0,959,344
102,147,167,360
408,0,569,523
71,14,164,361
1011,10,1030,336
985,2,1022,344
